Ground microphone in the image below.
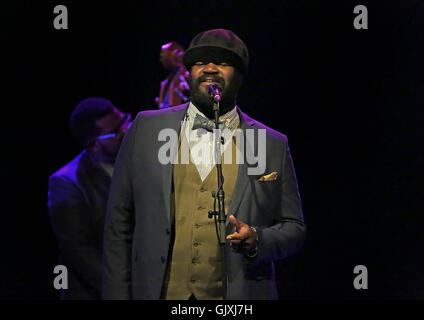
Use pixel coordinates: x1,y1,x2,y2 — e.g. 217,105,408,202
208,84,222,102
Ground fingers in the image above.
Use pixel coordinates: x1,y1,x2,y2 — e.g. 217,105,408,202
228,215,238,229
227,231,256,253
226,232,247,241
227,215,257,253
226,233,244,252
229,215,246,233
226,216,250,241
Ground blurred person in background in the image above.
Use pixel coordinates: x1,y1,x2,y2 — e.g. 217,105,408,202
155,41,190,109
48,97,132,299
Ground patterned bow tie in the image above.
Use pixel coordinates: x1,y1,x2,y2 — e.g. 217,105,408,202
192,113,224,132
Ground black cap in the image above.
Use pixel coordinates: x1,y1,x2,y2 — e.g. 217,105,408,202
183,29,249,74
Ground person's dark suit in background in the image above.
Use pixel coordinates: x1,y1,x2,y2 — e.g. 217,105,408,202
48,97,132,299
103,29,306,300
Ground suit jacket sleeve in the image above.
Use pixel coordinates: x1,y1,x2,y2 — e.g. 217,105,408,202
48,175,102,294
250,136,306,266
102,114,139,299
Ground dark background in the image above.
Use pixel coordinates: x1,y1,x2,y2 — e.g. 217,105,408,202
3,0,423,299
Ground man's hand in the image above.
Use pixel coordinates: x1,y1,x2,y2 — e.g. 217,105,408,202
226,215,258,256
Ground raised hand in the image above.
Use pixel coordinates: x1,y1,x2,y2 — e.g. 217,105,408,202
226,215,258,256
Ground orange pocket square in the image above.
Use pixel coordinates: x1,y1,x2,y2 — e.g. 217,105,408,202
258,171,278,181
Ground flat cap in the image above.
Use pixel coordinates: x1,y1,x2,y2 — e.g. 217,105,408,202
183,28,249,74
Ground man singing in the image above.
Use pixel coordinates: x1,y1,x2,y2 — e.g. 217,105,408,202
102,29,305,300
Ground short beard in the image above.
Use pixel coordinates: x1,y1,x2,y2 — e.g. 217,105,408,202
188,72,242,119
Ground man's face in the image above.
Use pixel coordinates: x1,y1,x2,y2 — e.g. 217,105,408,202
92,108,131,163
188,60,242,118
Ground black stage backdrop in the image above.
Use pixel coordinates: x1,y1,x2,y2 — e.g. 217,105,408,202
3,0,423,299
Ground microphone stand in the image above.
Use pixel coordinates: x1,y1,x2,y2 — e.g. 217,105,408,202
207,87,228,300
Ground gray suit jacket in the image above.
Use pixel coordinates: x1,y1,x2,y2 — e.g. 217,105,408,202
102,103,305,300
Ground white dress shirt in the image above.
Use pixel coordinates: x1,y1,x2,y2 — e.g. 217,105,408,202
181,102,240,181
